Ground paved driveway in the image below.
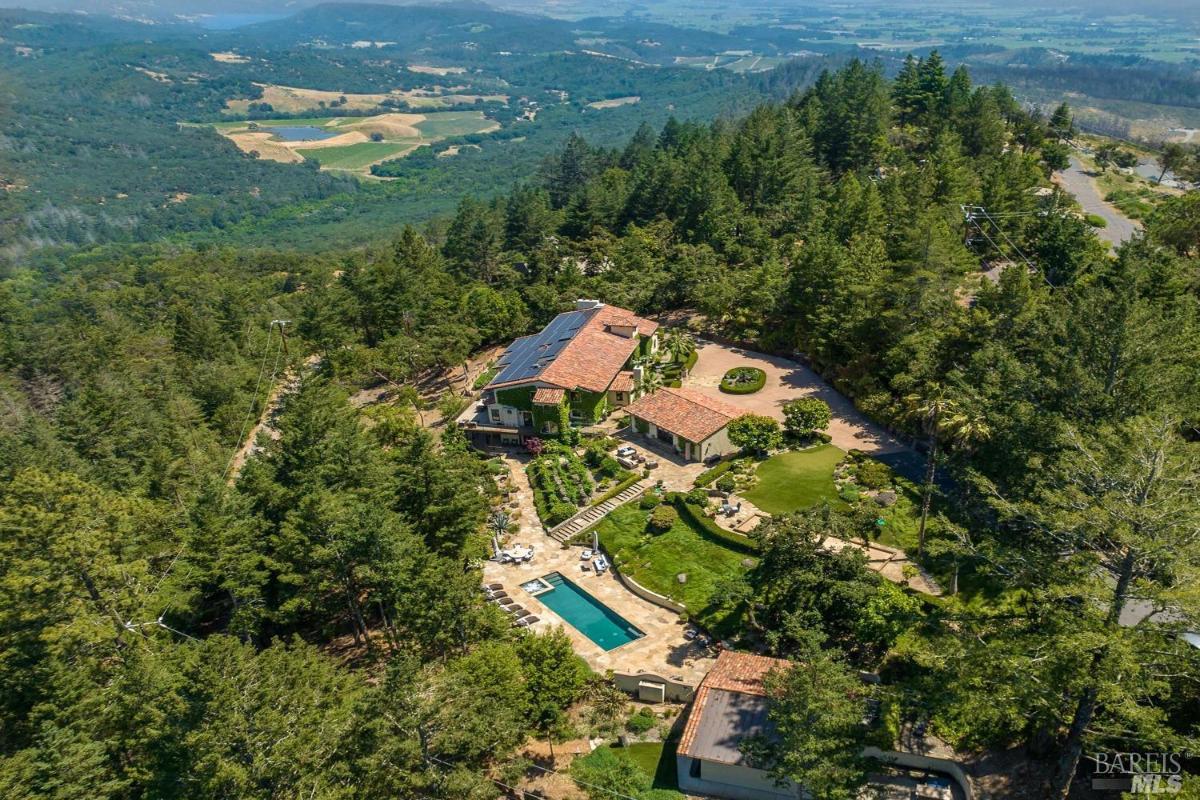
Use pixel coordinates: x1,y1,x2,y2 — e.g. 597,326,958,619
1054,156,1139,248
683,341,912,462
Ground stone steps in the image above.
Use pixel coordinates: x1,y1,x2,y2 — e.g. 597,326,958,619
547,480,652,542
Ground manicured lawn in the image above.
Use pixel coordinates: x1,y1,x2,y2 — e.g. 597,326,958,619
594,503,752,636
742,445,845,515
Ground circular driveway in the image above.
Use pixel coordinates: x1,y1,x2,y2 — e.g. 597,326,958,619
682,340,909,457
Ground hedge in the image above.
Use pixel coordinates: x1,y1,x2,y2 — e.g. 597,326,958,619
684,349,699,372
719,367,766,395
669,494,760,554
694,460,734,487
590,471,641,506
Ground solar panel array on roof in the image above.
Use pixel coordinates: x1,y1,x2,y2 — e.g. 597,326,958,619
487,308,597,387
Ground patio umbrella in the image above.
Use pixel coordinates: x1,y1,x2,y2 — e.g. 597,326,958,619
491,536,502,559
592,530,598,552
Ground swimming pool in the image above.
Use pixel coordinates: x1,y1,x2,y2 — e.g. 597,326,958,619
534,572,644,651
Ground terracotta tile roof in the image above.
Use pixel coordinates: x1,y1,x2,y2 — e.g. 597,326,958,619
605,316,640,328
701,651,791,696
532,387,566,405
677,651,792,762
490,303,659,394
610,371,635,393
623,387,750,443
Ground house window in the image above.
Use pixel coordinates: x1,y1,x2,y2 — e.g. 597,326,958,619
657,427,674,445
615,392,625,402
490,408,501,422
689,758,701,779
521,411,533,428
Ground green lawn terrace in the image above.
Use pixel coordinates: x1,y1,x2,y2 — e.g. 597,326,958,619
741,445,845,515
593,501,753,638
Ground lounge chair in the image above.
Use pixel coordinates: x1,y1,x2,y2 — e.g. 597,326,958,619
580,549,593,560
486,582,504,591
495,597,515,606
489,590,509,599
508,606,528,617
592,555,609,573
513,617,533,628
522,615,539,625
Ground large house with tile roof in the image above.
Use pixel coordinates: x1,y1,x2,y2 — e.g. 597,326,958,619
623,386,751,463
676,650,798,800
459,300,659,449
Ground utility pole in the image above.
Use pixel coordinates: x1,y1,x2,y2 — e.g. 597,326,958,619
270,319,290,358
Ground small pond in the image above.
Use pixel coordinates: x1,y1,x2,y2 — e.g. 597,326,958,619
267,126,340,142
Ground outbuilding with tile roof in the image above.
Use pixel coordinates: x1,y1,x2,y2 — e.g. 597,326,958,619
623,387,751,462
676,650,797,800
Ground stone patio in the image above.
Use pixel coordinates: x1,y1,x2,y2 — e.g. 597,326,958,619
487,456,718,687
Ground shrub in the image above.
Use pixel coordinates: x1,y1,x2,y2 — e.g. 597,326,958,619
719,367,766,394
549,502,577,525
525,437,544,456
727,414,783,456
648,504,679,533
856,460,893,490
625,708,657,734
840,485,861,503
584,444,605,468
715,475,736,493
782,396,832,436
1084,212,1108,229
598,456,621,478
639,493,661,510
684,488,709,506
694,460,734,487
590,472,641,506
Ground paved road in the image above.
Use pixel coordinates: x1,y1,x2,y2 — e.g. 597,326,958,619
1054,156,1139,248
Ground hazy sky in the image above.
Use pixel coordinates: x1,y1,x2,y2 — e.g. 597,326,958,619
4,0,1196,24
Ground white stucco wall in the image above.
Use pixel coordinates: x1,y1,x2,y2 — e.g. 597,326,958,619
699,426,736,460
676,756,799,800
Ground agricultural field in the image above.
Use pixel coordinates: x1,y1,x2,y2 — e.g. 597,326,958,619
212,112,500,175
224,83,508,115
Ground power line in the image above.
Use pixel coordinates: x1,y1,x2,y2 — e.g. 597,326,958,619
961,204,1055,288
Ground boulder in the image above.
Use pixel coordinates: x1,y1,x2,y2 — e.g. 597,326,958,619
874,491,897,507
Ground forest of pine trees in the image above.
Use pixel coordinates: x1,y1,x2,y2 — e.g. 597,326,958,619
1,54,1198,798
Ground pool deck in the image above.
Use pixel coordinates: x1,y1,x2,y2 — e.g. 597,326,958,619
486,457,717,687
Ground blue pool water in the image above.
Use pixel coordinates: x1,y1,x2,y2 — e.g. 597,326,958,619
535,572,644,651
268,126,340,142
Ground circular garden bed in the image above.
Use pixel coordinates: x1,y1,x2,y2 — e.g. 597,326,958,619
719,366,766,394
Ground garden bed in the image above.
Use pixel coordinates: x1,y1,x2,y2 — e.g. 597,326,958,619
528,446,593,525
718,366,766,394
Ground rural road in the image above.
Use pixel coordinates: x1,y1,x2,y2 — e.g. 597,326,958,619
1055,156,1140,248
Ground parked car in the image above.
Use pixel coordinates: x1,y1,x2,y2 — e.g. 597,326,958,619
616,445,637,458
